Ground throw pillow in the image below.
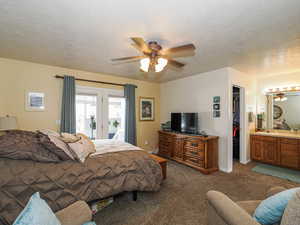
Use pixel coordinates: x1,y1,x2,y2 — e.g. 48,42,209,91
280,190,300,225
82,222,97,225
37,132,72,161
68,133,96,163
38,129,60,137
253,187,300,225
47,135,77,160
13,192,61,225
60,132,81,143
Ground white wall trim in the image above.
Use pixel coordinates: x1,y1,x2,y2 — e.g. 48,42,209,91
228,84,247,171
240,159,251,164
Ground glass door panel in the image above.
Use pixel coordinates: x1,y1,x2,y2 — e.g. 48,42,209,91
108,97,125,140
76,94,97,139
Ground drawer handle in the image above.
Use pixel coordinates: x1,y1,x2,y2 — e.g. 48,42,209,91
189,158,198,163
189,151,197,155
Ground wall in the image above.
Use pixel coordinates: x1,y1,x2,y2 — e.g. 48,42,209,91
0,58,160,152
160,67,256,172
160,68,231,172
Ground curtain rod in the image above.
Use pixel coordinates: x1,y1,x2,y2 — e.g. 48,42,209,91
55,75,135,87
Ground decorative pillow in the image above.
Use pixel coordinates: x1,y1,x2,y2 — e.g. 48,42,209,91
13,192,61,225
0,131,61,162
47,135,77,160
253,187,300,225
82,222,96,225
280,190,300,225
37,132,72,161
67,133,96,163
38,129,60,137
60,132,81,143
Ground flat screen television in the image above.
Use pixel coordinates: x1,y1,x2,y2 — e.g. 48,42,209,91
171,113,198,134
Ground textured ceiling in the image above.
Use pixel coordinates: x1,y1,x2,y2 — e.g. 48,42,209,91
0,0,300,82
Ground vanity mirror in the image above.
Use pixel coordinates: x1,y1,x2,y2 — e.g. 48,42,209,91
266,88,300,131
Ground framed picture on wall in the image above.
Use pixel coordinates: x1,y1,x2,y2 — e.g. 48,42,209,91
25,91,45,111
139,97,154,121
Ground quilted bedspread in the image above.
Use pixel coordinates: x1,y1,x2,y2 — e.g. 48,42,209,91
0,150,163,224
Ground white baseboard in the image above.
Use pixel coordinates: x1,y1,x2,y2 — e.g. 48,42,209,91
219,167,232,173
240,159,251,164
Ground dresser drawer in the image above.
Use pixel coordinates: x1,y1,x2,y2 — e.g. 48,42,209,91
159,135,172,143
184,139,204,150
280,138,299,145
184,154,204,167
184,148,205,159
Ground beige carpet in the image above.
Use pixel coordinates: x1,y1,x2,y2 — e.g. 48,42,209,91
94,161,299,225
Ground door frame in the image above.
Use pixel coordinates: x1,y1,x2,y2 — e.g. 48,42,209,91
228,85,247,171
76,85,124,139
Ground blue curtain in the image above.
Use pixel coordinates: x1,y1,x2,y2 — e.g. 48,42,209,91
124,84,137,145
60,75,76,133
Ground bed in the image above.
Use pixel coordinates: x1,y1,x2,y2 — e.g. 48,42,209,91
0,132,163,225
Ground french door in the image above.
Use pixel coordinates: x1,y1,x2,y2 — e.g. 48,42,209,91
75,86,125,140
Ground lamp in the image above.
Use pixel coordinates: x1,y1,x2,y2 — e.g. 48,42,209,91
0,115,18,131
140,58,150,72
140,57,168,72
155,58,168,72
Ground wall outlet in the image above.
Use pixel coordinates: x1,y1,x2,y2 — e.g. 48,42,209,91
144,140,148,145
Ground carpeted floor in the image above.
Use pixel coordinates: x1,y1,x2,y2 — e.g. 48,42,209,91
94,161,299,225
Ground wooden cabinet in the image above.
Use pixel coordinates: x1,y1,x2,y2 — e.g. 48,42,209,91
250,134,300,170
251,137,264,161
158,131,219,174
279,138,299,169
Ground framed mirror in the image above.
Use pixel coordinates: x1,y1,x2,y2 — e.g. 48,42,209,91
266,91,300,131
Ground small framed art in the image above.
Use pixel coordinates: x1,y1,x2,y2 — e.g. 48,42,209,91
139,97,154,121
213,111,221,118
213,96,220,103
213,104,220,110
25,91,45,111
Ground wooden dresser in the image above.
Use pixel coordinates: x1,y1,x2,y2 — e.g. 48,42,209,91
158,131,219,174
251,134,300,170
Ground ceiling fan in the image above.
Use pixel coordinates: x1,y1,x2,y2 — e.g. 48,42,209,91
111,37,196,73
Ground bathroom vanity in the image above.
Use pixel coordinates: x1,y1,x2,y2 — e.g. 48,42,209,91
251,132,300,170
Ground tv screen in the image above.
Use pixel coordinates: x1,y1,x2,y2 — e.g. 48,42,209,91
171,113,198,134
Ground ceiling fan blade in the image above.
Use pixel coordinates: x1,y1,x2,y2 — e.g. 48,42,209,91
111,56,144,62
131,37,151,53
168,59,185,68
162,44,195,56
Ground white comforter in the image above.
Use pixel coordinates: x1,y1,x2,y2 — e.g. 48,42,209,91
90,139,142,158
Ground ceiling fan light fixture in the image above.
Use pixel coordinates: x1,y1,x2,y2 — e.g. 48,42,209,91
140,58,150,72
155,58,168,72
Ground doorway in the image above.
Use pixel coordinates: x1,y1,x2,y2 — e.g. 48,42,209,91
232,86,240,161
75,85,125,140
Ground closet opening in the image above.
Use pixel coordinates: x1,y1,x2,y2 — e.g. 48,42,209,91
233,86,240,161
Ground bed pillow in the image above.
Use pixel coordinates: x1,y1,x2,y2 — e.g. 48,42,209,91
47,135,77,160
13,192,61,225
280,190,300,225
0,131,61,162
60,132,81,143
68,133,96,163
253,187,300,225
38,129,61,137
37,132,73,161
